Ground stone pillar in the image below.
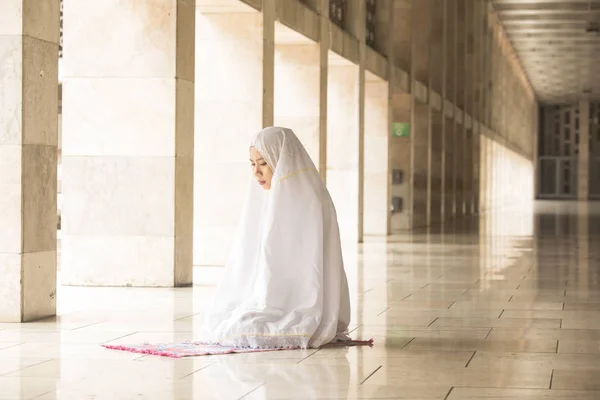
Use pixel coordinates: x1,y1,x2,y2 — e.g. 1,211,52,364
367,0,394,236
480,135,488,213
389,1,412,232
61,0,195,286
350,0,367,242
263,1,276,127
327,58,360,242
455,0,466,216
193,3,275,267
364,73,390,236
318,0,330,182
484,8,493,129
412,102,431,229
533,104,540,200
327,0,365,243
463,0,474,216
411,0,431,229
578,100,590,200
274,43,321,163
444,0,457,220
0,1,60,321
430,112,443,226
429,0,445,226
471,0,484,215
444,121,456,220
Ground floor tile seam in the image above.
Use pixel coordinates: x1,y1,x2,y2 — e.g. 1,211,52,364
178,363,216,380
359,365,382,385
0,342,25,354
237,382,267,400
443,386,455,400
71,321,107,331
404,349,567,355
1,358,54,378
99,331,139,345
464,351,477,368
28,376,87,399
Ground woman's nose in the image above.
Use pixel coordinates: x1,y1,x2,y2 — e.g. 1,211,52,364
253,165,261,175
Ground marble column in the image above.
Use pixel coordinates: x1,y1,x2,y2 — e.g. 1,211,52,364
364,74,390,236
578,100,590,201
412,102,431,229
471,0,484,215
479,135,488,213
429,0,445,227
61,0,195,286
444,120,456,219
327,57,360,243
463,0,474,216
410,0,431,229
455,0,466,216
430,113,443,226
274,42,321,164
346,0,367,242
0,1,59,321
318,0,330,182
444,0,457,220
389,1,412,232
326,0,365,243
193,3,275,267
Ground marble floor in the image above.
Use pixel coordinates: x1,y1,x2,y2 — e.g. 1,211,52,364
1,201,600,399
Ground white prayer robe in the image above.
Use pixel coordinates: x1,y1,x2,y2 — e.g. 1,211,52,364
198,127,351,349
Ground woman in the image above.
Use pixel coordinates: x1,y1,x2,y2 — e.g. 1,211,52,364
199,126,352,349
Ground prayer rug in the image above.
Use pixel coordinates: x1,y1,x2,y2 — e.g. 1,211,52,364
102,338,374,358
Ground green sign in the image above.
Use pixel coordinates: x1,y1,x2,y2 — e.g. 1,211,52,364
392,122,410,138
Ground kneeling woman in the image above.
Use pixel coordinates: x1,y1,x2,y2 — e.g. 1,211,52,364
199,126,352,349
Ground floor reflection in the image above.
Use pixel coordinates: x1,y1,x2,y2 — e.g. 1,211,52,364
1,201,600,399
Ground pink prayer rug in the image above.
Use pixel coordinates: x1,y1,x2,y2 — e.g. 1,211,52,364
102,338,374,358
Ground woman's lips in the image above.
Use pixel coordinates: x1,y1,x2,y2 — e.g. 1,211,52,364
258,180,266,185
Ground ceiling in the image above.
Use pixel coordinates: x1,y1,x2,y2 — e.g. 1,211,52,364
491,0,600,105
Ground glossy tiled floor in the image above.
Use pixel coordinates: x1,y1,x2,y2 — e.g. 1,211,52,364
1,201,600,399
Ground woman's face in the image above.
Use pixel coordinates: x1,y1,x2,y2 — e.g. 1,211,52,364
249,147,273,190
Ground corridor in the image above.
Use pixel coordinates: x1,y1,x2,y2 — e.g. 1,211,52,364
1,201,599,399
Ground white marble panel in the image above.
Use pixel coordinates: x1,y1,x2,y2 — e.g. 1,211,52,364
61,78,177,157
0,0,60,42
364,172,388,235
274,44,320,165
61,235,176,287
61,156,175,236
0,146,22,254
364,78,389,236
327,170,359,244
327,64,359,170
62,0,178,78
194,101,262,162
194,227,237,267
0,35,23,146
0,253,22,322
0,0,22,36
327,63,359,242
193,12,265,266
195,162,249,227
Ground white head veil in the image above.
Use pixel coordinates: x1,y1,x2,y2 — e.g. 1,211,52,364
199,126,350,349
